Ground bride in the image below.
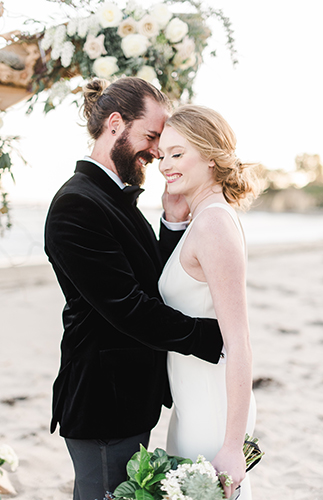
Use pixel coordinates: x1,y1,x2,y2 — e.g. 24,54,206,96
158,105,260,499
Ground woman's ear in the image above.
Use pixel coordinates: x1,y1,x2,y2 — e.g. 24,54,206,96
208,159,216,168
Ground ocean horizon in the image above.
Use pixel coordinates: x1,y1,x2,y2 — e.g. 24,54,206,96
1,203,323,268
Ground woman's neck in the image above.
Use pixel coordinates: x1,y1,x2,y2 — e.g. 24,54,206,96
189,186,226,220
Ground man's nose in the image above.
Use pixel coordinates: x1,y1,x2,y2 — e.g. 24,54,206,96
148,139,159,158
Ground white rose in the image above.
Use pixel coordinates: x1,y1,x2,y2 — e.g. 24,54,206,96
137,14,159,39
54,24,67,46
173,36,196,69
117,17,137,38
60,41,75,67
165,17,188,43
93,56,119,78
136,65,157,82
121,33,149,58
0,445,19,472
96,2,123,28
41,27,56,51
84,34,107,59
150,3,172,29
174,51,196,70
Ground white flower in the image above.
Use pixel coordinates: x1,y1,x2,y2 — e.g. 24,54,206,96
121,33,149,58
47,81,71,105
150,3,172,29
137,14,159,39
0,445,19,472
137,65,157,82
87,15,102,37
54,24,67,46
93,56,119,78
96,2,123,28
83,34,107,59
173,36,197,69
117,17,137,38
67,18,78,37
78,17,90,38
51,44,62,61
41,27,56,51
60,41,75,67
165,17,189,43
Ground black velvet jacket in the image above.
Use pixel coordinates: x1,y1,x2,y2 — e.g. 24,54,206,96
44,160,223,439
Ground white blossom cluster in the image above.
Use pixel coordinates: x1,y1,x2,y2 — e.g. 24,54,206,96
0,444,19,472
40,1,197,83
160,455,219,500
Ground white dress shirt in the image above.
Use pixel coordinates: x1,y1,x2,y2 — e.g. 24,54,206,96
83,156,189,231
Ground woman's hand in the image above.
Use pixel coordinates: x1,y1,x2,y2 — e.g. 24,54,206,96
211,446,246,499
162,185,190,223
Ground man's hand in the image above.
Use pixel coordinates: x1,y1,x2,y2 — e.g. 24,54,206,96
162,185,190,223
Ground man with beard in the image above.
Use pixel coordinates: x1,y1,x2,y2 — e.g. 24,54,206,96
44,77,223,500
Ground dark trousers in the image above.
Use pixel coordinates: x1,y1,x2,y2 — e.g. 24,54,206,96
65,431,150,500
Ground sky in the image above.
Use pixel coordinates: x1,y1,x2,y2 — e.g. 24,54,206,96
1,0,323,207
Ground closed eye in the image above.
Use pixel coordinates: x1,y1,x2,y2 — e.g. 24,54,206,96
172,153,183,158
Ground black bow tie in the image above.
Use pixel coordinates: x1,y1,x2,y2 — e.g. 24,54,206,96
123,185,145,205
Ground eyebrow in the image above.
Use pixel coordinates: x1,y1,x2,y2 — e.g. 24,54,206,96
147,130,161,138
158,145,185,153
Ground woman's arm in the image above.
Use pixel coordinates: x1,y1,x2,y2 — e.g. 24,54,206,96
191,207,252,499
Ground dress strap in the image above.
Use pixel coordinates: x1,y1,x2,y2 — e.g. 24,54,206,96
191,203,247,258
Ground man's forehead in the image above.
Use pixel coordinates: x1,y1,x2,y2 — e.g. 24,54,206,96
140,99,168,133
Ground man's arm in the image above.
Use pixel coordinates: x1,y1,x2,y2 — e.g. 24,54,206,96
45,193,223,364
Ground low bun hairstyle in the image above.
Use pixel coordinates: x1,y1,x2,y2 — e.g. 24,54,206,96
165,105,261,208
82,77,171,141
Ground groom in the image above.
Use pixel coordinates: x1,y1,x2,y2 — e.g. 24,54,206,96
45,77,223,500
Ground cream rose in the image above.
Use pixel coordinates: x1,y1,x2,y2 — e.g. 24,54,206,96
137,14,159,39
165,17,189,43
96,2,123,28
173,36,196,69
93,56,119,78
84,34,107,59
121,34,149,58
117,17,137,38
150,3,172,29
136,65,157,82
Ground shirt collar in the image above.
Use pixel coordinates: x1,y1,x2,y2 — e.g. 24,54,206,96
84,156,125,190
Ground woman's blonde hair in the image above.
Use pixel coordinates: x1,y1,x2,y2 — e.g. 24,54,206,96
165,105,261,208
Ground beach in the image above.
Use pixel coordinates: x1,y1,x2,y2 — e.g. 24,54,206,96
1,208,323,499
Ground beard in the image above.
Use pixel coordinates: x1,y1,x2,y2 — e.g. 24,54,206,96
110,127,153,186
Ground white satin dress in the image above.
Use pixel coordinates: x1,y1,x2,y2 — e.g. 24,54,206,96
158,203,257,500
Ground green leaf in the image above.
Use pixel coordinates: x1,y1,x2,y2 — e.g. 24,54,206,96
126,451,141,480
135,489,155,500
0,152,11,170
113,479,139,499
145,473,166,487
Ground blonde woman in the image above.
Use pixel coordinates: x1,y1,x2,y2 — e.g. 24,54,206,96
158,105,260,499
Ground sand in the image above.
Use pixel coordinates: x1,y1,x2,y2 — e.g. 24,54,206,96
1,241,323,500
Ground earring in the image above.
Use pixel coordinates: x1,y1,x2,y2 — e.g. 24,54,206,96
112,129,116,135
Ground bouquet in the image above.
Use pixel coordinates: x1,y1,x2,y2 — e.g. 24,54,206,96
108,434,263,500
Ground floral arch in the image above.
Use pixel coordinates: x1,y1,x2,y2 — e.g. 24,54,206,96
0,0,237,231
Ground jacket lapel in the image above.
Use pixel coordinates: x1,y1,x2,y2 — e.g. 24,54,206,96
74,161,163,272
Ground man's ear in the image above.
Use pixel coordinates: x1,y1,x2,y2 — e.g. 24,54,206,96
106,112,125,136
